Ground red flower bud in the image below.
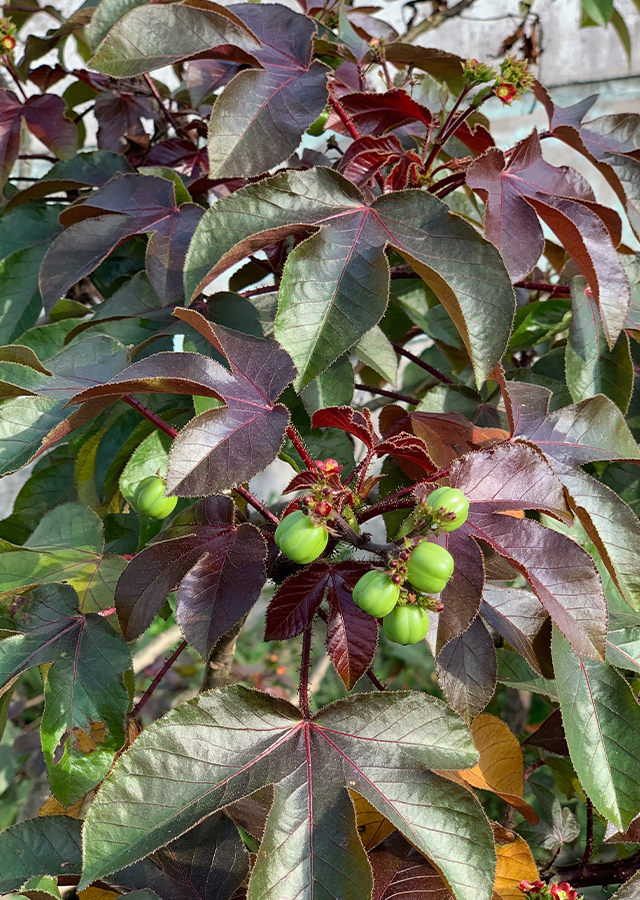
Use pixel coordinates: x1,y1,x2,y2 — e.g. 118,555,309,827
1,34,16,51
391,573,403,584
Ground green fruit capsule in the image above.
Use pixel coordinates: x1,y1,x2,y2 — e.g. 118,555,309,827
306,107,329,136
383,605,430,645
352,570,400,618
133,476,178,520
406,541,454,594
275,510,328,564
426,486,469,532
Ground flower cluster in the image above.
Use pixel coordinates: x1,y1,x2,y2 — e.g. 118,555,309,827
493,55,534,104
519,880,580,900
0,17,16,52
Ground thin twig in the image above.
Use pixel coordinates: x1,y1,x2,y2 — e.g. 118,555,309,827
122,395,178,439
143,73,184,135
428,171,467,197
357,496,417,524
514,280,571,296
3,54,28,101
129,640,187,720
583,798,594,865
234,484,279,526
355,383,419,405
390,341,454,385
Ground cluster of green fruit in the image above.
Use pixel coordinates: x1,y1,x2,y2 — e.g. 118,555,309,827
275,487,469,644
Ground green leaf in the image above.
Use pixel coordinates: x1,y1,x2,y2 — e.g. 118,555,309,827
300,354,354,416
611,6,631,62
90,3,260,77
552,626,640,829
0,246,49,346
565,277,633,412
81,686,495,900
0,583,130,805
0,503,126,612
87,0,149,50
509,298,572,352
185,168,514,389
0,816,81,894
581,0,614,27
0,335,127,476
355,326,398,385
20,875,62,899
496,649,558,699
551,462,640,611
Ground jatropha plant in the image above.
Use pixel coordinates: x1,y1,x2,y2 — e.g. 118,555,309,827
2,0,640,898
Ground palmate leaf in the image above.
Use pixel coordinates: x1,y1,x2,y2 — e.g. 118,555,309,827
0,584,130,805
265,561,378,689
466,130,629,344
368,832,453,900
39,174,204,307
436,441,606,662
502,381,640,609
552,627,640,830
80,686,495,900
69,314,297,496
206,4,328,178
185,167,515,389
115,496,267,657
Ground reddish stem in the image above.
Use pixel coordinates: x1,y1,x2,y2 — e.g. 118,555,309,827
144,73,184,136
129,640,187,720
357,496,417,524
429,171,467,197
3,54,27,101
234,484,280,526
299,626,312,719
122,394,178,439
514,280,571,296
355,383,418,405
390,341,454,385
328,93,361,141
287,424,315,470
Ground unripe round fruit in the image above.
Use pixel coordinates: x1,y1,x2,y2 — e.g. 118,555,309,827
352,570,400,618
426,487,469,532
275,510,328,564
383,605,430,645
134,476,178,520
407,541,454,594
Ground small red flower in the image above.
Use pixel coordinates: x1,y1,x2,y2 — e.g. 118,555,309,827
314,501,333,518
551,883,578,900
494,82,517,104
1,34,16,51
519,883,534,893
315,458,343,475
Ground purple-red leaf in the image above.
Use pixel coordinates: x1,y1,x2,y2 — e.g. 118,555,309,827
436,617,497,720
371,833,453,900
265,561,377,689
0,90,77,189
444,441,607,660
206,3,329,178
324,561,379,689
146,139,209,179
326,89,433,136
481,585,548,675
39,174,204,307
115,496,267,655
467,131,628,342
69,315,297,496
503,380,640,467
